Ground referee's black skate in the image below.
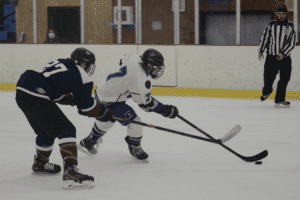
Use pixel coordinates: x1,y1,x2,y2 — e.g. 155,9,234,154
275,100,290,108
32,155,61,174
125,136,148,162
260,93,271,101
63,164,95,189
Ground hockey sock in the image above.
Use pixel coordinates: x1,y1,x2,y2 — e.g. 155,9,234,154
36,149,52,165
127,116,143,138
127,136,142,146
90,123,106,142
35,134,54,165
59,142,78,167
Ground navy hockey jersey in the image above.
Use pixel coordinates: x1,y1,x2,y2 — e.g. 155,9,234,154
16,59,96,112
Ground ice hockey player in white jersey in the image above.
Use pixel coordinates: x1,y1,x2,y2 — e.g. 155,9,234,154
78,48,179,161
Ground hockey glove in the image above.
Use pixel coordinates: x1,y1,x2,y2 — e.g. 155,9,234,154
57,93,77,106
96,106,115,122
161,105,179,119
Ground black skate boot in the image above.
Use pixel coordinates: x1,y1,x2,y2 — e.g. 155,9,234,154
63,164,95,189
125,136,148,162
275,100,291,108
32,155,61,174
78,137,99,156
260,93,270,101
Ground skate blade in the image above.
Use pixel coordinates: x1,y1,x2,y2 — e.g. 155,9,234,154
76,143,95,157
63,180,95,190
274,104,290,108
31,171,60,176
134,157,149,163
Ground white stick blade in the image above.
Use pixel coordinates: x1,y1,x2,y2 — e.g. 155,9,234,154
220,124,241,143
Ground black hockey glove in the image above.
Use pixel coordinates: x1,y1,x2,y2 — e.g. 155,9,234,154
96,106,115,122
57,93,77,106
161,105,179,119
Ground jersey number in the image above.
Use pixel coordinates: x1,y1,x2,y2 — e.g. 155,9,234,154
146,92,151,103
40,60,68,78
106,66,127,81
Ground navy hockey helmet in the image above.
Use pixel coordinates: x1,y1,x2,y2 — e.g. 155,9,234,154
141,48,165,79
71,48,96,76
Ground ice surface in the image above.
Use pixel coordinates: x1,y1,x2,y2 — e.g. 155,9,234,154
1,91,300,200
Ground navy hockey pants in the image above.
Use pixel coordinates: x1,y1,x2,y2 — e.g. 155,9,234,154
15,90,76,145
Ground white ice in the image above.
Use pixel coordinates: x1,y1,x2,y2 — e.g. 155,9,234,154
1,91,300,200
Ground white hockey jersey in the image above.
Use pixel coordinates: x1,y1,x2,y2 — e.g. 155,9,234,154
95,54,152,105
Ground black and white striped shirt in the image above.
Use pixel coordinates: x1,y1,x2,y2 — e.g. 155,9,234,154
259,19,296,57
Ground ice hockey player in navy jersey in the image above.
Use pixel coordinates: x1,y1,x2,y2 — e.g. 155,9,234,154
15,48,114,189
78,48,179,162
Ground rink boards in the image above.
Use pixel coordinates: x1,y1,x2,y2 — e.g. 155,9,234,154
1,45,300,100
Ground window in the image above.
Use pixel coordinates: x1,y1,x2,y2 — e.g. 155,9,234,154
240,11,273,45
47,7,81,44
199,0,236,45
0,0,16,43
200,11,236,45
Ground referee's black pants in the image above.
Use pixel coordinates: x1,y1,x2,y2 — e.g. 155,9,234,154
262,54,292,103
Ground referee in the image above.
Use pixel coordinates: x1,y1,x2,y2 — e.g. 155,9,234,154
258,5,296,107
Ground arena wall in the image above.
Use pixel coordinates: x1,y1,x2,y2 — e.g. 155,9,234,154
1,45,300,100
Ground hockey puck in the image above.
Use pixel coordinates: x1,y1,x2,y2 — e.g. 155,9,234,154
255,161,262,165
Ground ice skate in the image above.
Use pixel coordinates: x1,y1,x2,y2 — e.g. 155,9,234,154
63,164,95,189
77,136,103,156
32,155,61,175
125,136,149,163
260,93,270,101
275,100,290,108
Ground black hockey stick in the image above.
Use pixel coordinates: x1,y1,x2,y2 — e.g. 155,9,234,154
177,115,268,162
113,116,240,144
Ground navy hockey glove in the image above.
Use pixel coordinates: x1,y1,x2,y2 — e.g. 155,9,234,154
96,106,115,122
161,105,179,119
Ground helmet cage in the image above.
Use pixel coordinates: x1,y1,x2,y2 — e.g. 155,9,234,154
149,64,165,79
86,63,96,76
74,59,96,76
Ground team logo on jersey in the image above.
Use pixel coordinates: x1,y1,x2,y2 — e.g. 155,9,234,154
125,111,134,119
145,80,151,89
285,28,290,35
36,87,46,94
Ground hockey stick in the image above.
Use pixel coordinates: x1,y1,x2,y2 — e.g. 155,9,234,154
113,116,239,144
177,115,268,162
177,115,241,143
